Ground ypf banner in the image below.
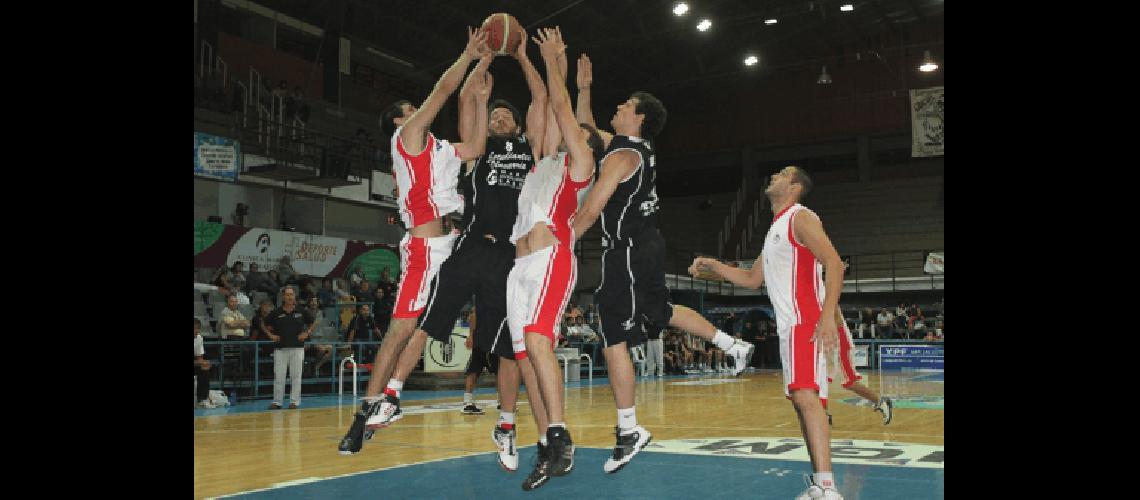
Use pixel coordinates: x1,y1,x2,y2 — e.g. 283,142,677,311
194,132,240,181
910,86,944,157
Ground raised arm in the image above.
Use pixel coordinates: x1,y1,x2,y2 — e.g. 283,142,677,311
514,32,549,151
458,54,494,145
399,27,490,155
454,55,494,161
536,27,591,183
570,149,638,237
688,254,765,289
575,54,596,128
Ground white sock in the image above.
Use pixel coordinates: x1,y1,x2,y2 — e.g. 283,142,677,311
815,472,835,490
540,436,548,446
712,331,735,351
464,392,474,404
385,379,403,397
498,411,515,429
617,407,637,432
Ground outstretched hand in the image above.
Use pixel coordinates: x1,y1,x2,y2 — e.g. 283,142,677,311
465,27,492,59
513,28,529,60
532,27,566,61
576,54,592,89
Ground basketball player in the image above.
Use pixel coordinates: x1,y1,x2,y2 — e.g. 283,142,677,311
508,28,605,491
689,166,846,499
571,54,755,474
827,307,894,424
337,28,494,455
356,30,557,473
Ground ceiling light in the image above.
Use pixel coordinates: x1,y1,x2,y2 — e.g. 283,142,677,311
673,2,689,16
697,19,712,31
919,50,939,72
840,4,854,11
765,19,778,25
817,66,832,84
744,55,758,66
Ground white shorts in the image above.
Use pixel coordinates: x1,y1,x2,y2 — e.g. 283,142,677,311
393,231,457,319
506,244,576,359
779,324,830,404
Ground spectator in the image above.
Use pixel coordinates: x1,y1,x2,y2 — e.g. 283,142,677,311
894,312,909,339
213,268,233,297
913,315,927,336
585,304,598,329
347,303,382,361
896,303,907,319
337,294,357,333
643,324,664,377
219,294,251,340
371,286,392,334
317,278,338,308
860,307,875,339
349,265,366,290
277,256,296,286
935,320,944,338
298,276,317,304
250,300,275,357
304,296,335,376
722,312,738,336
263,286,315,409
194,318,216,409
877,308,894,339
246,263,271,296
229,261,247,293
354,279,373,305
377,267,397,297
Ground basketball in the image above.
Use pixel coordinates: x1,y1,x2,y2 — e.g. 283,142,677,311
480,13,523,56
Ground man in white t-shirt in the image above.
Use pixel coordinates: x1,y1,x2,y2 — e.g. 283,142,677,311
194,318,215,409
220,294,251,340
876,308,894,339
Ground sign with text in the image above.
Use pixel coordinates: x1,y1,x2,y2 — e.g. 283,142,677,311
879,344,944,370
194,132,240,181
910,86,944,157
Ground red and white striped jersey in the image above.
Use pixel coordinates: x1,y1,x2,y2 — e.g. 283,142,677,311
509,152,593,247
761,203,826,334
391,127,465,229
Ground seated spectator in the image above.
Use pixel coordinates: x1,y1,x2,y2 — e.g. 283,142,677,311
229,261,247,293
891,313,907,339
338,294,358,332
860,307,875,339
220,294,251,340
576,317,598,342
349,265,366,291
303,297,333,375
370,286,393,334
377,267,397,297
913,315,927,336
194,318,215,409
277,256,296,286
346,303,382,360
213,268,233,297
877,308,894,338
298,276,317,304
317,278,338,308
354,279,373,306
250,300,275,356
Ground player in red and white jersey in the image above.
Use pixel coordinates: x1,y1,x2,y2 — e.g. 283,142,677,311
690,165,847,500
338,28,495,455
827,307,893,425
506,28,605,491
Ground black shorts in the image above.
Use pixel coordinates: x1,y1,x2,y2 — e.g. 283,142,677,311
465,345,500,375
419,236,515,360
594,231,674,348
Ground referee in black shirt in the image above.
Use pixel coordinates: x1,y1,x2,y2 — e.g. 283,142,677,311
263,286,315,409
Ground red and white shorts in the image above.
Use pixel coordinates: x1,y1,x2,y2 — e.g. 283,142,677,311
392,231,457,319
779,321,830,404
506,244,576,360
827,321,863,388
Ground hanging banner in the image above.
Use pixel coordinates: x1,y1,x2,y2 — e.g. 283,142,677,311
910,86,944,157
194,132,240,181
193,221,398,280
924,252,944,274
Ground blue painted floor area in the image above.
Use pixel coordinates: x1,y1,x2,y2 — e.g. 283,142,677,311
195,371,726,417
225,447,944,499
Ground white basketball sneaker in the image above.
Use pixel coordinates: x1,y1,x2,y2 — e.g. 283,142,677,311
725,340,755,376
492,424,519,472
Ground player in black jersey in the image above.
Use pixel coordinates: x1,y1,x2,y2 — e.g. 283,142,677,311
570,54,756,474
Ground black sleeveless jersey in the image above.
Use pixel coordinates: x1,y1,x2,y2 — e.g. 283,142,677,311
458,135,533,245
596,135,660,243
